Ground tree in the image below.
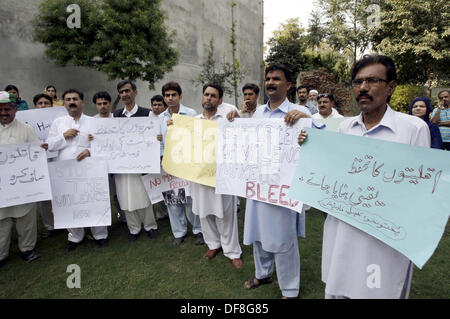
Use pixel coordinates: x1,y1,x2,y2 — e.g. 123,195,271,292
194,39,234,97
372,0,450,96
228,1,246,108
33,0,179,90
266,18,308,82
306,10,326,50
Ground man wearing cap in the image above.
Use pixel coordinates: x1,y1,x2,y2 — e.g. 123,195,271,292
0,91,41,266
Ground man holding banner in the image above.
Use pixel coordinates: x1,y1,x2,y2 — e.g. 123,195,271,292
298,55,431,298
160,82,203,246
113,80,159,242
228,64,311,298
0,91,41,266
190,83,242,267
47,89,109,251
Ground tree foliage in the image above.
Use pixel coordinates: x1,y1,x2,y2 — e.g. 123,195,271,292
194,39,234,97
372,0,450,90
390,84,426,114
317,0,374,67
33,0,179,89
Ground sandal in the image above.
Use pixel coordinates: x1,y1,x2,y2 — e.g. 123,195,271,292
244,276,273,289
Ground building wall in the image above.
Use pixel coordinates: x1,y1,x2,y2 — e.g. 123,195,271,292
0,0,263,115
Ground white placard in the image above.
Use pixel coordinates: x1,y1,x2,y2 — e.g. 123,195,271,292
48,158,111,229
216,118,312,213
90,117,161,174
15,107,68,158
0,142,52,208
141,169,190,204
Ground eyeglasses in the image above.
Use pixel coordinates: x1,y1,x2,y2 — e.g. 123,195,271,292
352,77,388,87
318,94,333,100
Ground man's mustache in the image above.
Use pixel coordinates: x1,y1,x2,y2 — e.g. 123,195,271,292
267,85,277,90
69,103,77,108
356,94,373,102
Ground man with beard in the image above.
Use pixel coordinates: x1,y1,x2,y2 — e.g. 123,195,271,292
298,55,430,298
0,91,42,267
190,83,242,267
47,89,109,251
228,64,311,298
297,85,318,115
113,80,159,242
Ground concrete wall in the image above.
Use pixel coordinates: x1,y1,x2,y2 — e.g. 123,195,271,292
0,0,263,115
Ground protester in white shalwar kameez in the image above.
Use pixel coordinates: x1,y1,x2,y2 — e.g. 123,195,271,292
46,89,108,249
190,84,242,267
299,55,431,299
0,91,41,265
228,65,311,298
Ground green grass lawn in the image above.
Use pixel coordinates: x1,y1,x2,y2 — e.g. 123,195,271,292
0,199,448,299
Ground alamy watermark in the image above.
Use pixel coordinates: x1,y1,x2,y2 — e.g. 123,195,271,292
66,4,81,29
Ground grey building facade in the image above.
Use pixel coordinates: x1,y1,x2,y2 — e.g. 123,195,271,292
0,0,263,114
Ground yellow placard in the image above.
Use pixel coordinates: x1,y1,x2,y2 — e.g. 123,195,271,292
162,114,217,187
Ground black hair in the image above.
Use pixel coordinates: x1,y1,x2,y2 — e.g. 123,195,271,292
5,84,19,93
202,83,224,99
242,83,260,95
62,88,84,101
151,94,167,106
351,54,397,83
33,93,53,106
117,80,137,92
265,64,293,83
162,82,182,96
92,91,112,104
296,85,310,93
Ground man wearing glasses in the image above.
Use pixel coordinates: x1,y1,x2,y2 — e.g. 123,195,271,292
298,55,430,299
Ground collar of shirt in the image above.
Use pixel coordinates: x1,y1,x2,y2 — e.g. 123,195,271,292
264,98,291,114
122,104,138,117
350,104,397,134
197,111,223,120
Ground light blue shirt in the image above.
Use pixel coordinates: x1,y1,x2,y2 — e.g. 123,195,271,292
244,98,311,253
159,104,197,156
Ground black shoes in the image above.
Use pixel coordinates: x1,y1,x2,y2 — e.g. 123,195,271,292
195,233,205,245
128,232,140,242
96,238,109,248
65,241,79,252
146,229,159,239
173,236,185,246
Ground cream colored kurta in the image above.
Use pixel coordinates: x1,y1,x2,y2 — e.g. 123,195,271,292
0,119,38,220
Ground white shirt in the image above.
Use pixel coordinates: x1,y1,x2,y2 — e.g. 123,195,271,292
0,119,39,219
94,113,113,118
46,114,92,161
218,102,238,118
190,111,235,218
312,108,344,119
322,105,430,298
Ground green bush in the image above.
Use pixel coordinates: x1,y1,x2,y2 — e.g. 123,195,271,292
390,85,426,113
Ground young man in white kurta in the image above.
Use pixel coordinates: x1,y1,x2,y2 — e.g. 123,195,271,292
190,84,242,266
47,89,108,248
0,92,41,265
160,82,202,245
